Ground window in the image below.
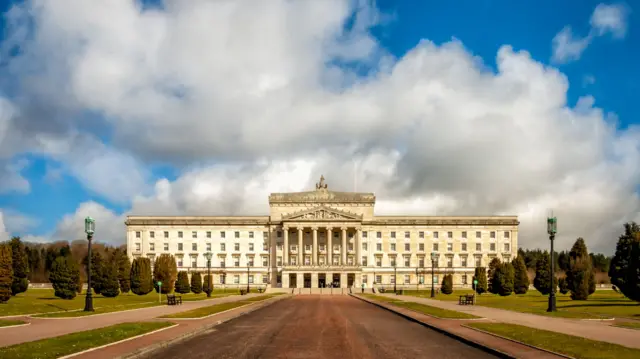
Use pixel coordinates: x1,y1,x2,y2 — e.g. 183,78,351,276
404,257,410,267
177,258,183,267
390,231,396,238
206,231,212,238
404,274,410,283
362,231,368,238
192,231,197,238
348,231,354,238
262,275,268,284
234,243,240,251
404,231,410,238
390,275,395,284
221,231,226,239
419,274,424,284
433,243,439,251
220,275,226,284
277,243,283,251
164,231,169,238
178,231,183,238
292,256,298,265
164,243,169,251
346,257,353,265
135,231,141,238
249,231,254,238
462,275,468,284
447,231,453,238
490,243,496,251
404,243,410,251
504,231,510,238
490,231,496,239
192,243,197,251
476,243,482,251
376,243,382,251
221,243,226,251
192,258,197,268
135,243,141,251
460,243,466,252
334,232,339,238
476,231,481,238
262,231,267,239
249,243,254,251
277,231,282,238
362,242,368,251
375,275,382,284
206,243,211,251
362,275,368,284
419,258,424,267
462,231,467,239
149,243,155,251
277,256,282,266
262,257,268,266
235,231,240,238
390,243,396,251
262,242,268,251
504,243,510,252
362,257,367,266
419,243,425,251
348,243,353,251
376,231,382,238
248,275,254,284
234,275,240,284
447,243,453,252
447,257,453,268
419,231,424,238
376,257,382,267
433,231,439,239
248,258,254,267
475,257,481,267
390,257,396,267
462,257,467,267
234,257,240,267
150,231,155,238
178,243,183,251
220,260,226,268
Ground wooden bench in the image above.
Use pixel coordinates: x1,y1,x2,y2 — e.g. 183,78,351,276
167,294,183,305
258,287,265,293
459,294,474,305
239,289,247,295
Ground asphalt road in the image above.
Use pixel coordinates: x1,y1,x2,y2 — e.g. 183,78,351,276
152,295,498,359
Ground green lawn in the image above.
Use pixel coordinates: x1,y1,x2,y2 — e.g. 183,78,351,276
403,289,640,319
467,322,640,359
0,321,173,359
0,288,233,317
614,322,640,330
361,294,480,319
161,294,282,319
0,319,26,327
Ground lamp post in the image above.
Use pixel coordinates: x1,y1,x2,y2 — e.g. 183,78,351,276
430,251,437,298
247,265,250,293
547,216,557,312
83,217,95,312
415,267,419,291
393,260,397,292
204,252,213,297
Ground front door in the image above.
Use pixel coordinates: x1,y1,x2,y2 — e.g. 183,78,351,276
332,273,340,287
318,273,326,288
289,273,297,288
347,273,355,287
304,273,311,288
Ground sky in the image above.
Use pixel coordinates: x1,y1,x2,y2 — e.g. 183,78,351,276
0,0,638,255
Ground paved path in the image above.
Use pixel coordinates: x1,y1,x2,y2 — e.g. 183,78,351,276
150,295,497,359
386,293,640,349
0,294,255,347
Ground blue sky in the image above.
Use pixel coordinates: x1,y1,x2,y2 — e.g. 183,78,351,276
0,1,637,254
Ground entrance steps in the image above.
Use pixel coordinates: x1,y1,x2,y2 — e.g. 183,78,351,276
290,287,351,295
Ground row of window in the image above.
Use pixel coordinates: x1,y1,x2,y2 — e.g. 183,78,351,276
365,274,470,285
137,230,267,239
362,230,510,239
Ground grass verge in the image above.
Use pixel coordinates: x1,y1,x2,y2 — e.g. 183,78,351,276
33,302,159,318
361,294,480,319
160,294,282,319
0,319,26,327
613,322,640,330
0,321,173,359
467,322,640,359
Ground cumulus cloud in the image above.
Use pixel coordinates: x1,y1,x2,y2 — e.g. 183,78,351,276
552,3,629,64
0,211,10,242
0,0,638,254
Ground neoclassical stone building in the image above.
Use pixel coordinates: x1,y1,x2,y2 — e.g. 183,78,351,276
125,176,519,289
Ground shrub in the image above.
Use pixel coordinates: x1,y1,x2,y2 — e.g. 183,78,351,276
588,270,596,295
100,261,120,298
112,249,131,293
49,256,80,299
0,244,13,302
534,252,557,295
494,263,515,296
487,258,502,294
153,254,178,294
175,272,190,294
130,257,153,295
609,222,640,302
191,272,203,294
566,238,592,300
512,256,529,294
473,267,488,294
441,274,453,294
203,274,213,295
86,252,105,294
10,237,29,296
558,277,569,294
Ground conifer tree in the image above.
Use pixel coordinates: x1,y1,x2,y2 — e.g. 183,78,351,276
441,274,453,294
10,237,29,296
588,269,596,295
566,238,592,300
473,267,487,294
494,262,515,296
0,244,13,302
49,256,80,299
100,261,120,297
533,252,556,295
608,222,640,302
153,254,178,294
511,256,529,294
130,257,153,295
191,272,203,294
175,271,190,294
487,257,501,294
558,277,569,294
112,249,131,293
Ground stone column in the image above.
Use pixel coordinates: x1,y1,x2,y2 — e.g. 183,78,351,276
327,227,333,265
311,272,318,288
298,227,303,266
297,272,304,289
341,227,347,265
356,229,361,266
312,227,318,266
283,227,289,266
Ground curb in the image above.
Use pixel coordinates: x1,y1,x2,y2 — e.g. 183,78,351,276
116,295,290,359
0,322,31,329
159,301,259,320
354,295,487,321
57,323,180,359
461,324,575,359
350,294,515,359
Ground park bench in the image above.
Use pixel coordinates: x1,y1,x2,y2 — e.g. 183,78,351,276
239,289,247,295
458,294,475,305
258,287,265,293
167,294,183,305
395,289,404,295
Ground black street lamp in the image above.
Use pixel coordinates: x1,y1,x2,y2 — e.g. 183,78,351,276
393,260,397,292
547,216,557,312
204,251,213,297
247,265,250,293
415,267,419,291
83,216,95,312
430,251,437,298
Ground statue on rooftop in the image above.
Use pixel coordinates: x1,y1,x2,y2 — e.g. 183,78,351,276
315,175,328,190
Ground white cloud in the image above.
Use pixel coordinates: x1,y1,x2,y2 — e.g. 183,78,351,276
0,1,638,254
583,74,596,87
551,3,629,64
0,158,30,194
0,211,10,242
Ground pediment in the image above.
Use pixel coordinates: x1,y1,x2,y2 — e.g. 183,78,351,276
282,206,362,221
